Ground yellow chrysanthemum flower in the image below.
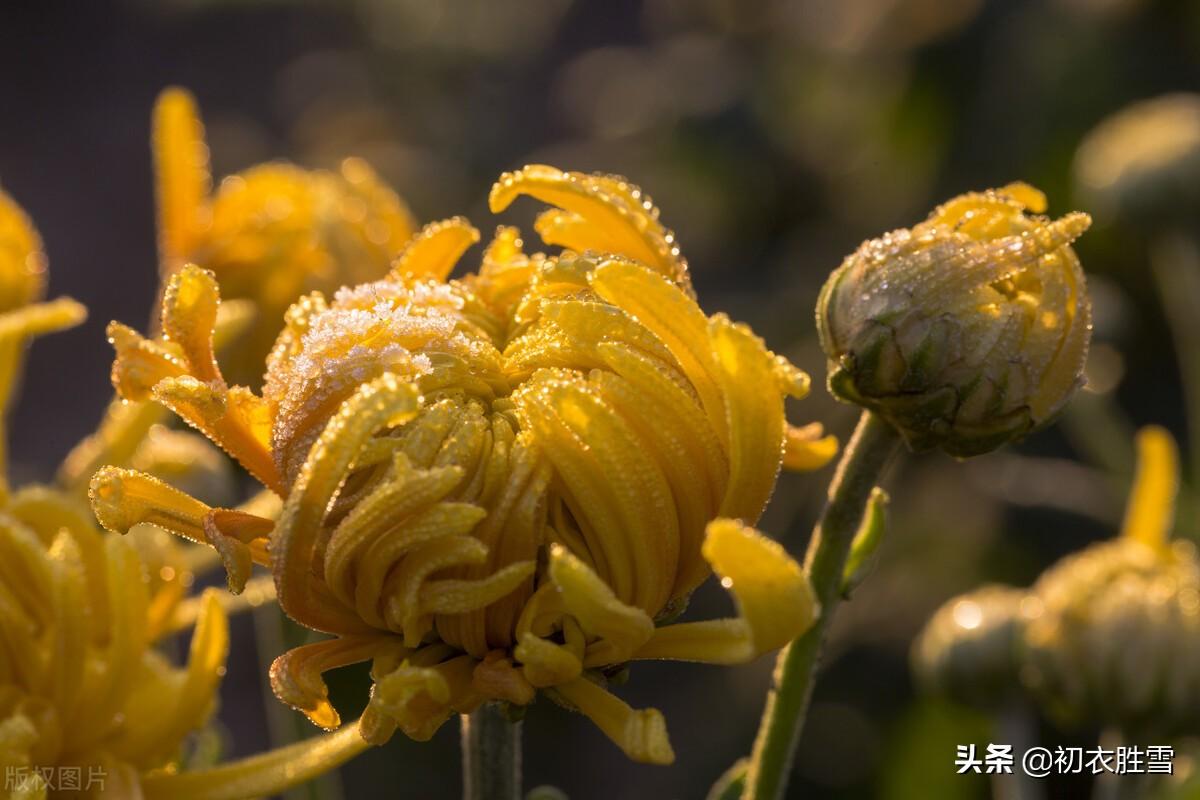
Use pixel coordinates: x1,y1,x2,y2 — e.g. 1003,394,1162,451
91,165,837,763
151,87,417,383
0,190,372,800
817,183,1092,456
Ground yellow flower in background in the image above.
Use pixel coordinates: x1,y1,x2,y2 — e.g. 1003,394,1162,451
151,87,417,384
1022,426,1200,734
92,165,836,763
0,191,373,799
817,183,1092,456
0,189,46,314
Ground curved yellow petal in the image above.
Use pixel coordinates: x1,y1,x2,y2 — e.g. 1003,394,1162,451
548,544,655,667
274,374,421,635
634,519,816,663
552,677,674,765
1120,425,1179,549
490,165,687,285
107,322,188,402
160,265,223,384
783,423,839,472
270,636,389,730
389,217,480,281
89,466,212,543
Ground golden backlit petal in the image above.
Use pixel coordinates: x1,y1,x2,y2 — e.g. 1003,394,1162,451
1120,425,1179,549
548,544,655,667
703,519,815,654
153,87,211,274
270,636,389,731
107,322,188,402
552,677,674,765
534,208,627,258
389,217,481,282
160,265,223,384
637,519,816,663
490,165,686,284
274,374,421,635
89,466,212,543
709,315,785,522
152,378,281,493
589,259,728,446
140,718,370,800
782,423,839,472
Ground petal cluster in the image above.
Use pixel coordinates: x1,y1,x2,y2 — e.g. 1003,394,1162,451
94,165,833,762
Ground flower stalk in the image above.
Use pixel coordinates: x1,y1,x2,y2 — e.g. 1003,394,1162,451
462,704,522,800
742,411,900,800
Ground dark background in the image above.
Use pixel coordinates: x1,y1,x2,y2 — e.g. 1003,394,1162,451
1,0,1198,797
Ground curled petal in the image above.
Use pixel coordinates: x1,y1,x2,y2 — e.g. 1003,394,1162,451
490,165,688,286
160,266,223,384
365,656,481,743
153,379,280,493
107,322,188,402
552,677,674,764
514,633,582,688
389,217,480,281
634,519,816,664
89,466,212,543
548,544,654,667
270,636,390,730
783,423,839,472
274,374,421,635
1121,426,1179,549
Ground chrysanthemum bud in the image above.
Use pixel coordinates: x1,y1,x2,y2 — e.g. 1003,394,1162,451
1022,427,1199,734
911,584,1027,710
817,184,1093,456
1022,538,1200,734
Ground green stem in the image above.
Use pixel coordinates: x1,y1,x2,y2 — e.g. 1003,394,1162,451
992,705,1042,800
461,703,521,800
742,411,901,800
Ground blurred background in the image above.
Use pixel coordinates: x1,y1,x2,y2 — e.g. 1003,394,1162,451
1,0,1198,797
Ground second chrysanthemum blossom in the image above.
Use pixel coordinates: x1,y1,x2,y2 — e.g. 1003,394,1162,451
817,183,1092,456
90,165,837,763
